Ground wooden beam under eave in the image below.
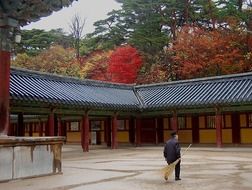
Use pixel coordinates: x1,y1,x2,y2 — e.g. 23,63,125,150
139,104,252,116
10,103,139,116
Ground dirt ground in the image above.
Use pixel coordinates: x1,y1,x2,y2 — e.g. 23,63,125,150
1,145,252,190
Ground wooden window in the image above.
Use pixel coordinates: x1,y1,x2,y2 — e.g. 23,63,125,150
33,123,39,132
91,121,101,131
206,116,215,129
199,116,205,128
163,118,170,129
186,117,192,128
117,120,126,131
224,115,231,128
25,124,29,132
178,116,186,129
70,122,80,132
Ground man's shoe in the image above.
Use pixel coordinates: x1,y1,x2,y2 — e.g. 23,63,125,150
175,178,181,181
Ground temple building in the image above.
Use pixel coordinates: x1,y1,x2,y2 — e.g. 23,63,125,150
9,67,252,150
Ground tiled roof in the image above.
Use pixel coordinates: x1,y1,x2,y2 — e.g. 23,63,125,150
10,68,252,112
135,73,252,110
10,68,140,111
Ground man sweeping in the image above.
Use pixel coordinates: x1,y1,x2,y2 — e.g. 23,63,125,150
163,131,181,181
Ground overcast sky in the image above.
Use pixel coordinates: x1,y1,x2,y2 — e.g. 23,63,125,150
23,0,121,34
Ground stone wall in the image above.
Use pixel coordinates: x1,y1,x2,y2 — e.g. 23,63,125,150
0,136,64,182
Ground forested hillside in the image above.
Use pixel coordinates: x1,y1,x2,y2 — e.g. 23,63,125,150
12,0,252,84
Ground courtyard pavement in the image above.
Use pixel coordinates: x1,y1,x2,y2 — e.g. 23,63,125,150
0,144,252,190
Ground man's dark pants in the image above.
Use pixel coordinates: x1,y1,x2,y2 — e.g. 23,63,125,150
175,160,181,179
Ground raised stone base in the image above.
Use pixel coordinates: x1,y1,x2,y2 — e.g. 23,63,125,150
0,136,65,182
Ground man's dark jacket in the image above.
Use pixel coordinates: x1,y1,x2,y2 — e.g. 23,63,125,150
163,137,181,164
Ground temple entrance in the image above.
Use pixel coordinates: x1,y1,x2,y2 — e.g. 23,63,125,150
141,118,156,144
90,120,102,145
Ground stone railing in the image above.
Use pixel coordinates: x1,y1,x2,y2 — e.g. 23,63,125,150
0,136,65,182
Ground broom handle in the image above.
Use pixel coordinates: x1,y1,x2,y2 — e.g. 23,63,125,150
181,143,192,157
170,144,192,166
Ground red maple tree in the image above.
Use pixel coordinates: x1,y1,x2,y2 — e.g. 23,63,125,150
107,45,143,84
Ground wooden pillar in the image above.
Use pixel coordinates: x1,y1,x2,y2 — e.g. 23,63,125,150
104,119,108,144
104,118,111,147
48,111,55,136
17,113,25,136
8,123,14,136
215,108,222,148
231,113,240,144
111,114,118,149
81,112,89,152
62,121,67,139
171,110,178,131
39,120,43,137
155,118,158,144
135,117,142,146
54,114,58,136
58,118,62,136
129,117,135,144
0,50,10,135
29,123,33,137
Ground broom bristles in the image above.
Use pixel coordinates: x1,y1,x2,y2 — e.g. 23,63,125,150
162,158,181,180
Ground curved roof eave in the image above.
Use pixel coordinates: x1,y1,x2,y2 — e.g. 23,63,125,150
9,68,252,113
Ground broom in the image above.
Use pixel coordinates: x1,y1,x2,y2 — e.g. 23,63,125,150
162,144,192,181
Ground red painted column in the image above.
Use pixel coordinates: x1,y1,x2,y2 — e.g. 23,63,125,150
171,110,178,132
29,123,33,137
8,123,14,136
39,120,43,136
104,118,111,147
58,118,62,136
0,51,10,135
17,113,25,136
48,111,55,136
81,112,89,152
135,117,142,146
129,117,135,144
62,121,67,139
215,109,223,148
111,114,118,149
155,118,158,144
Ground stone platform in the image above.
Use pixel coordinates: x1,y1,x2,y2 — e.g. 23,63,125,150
0,136,64,182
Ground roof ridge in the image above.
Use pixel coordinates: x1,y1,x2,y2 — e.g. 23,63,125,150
10,67,134,90
135,72,252,89
133,87,145,110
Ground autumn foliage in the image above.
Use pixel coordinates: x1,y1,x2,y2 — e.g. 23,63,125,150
79,50,112,81
107,45,143,84
137,63,169,84
12,45,81,77
170,26,252,79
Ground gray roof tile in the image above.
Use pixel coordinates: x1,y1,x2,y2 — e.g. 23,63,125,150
135,73,252,110
10,68,252,112
10,68,140,110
